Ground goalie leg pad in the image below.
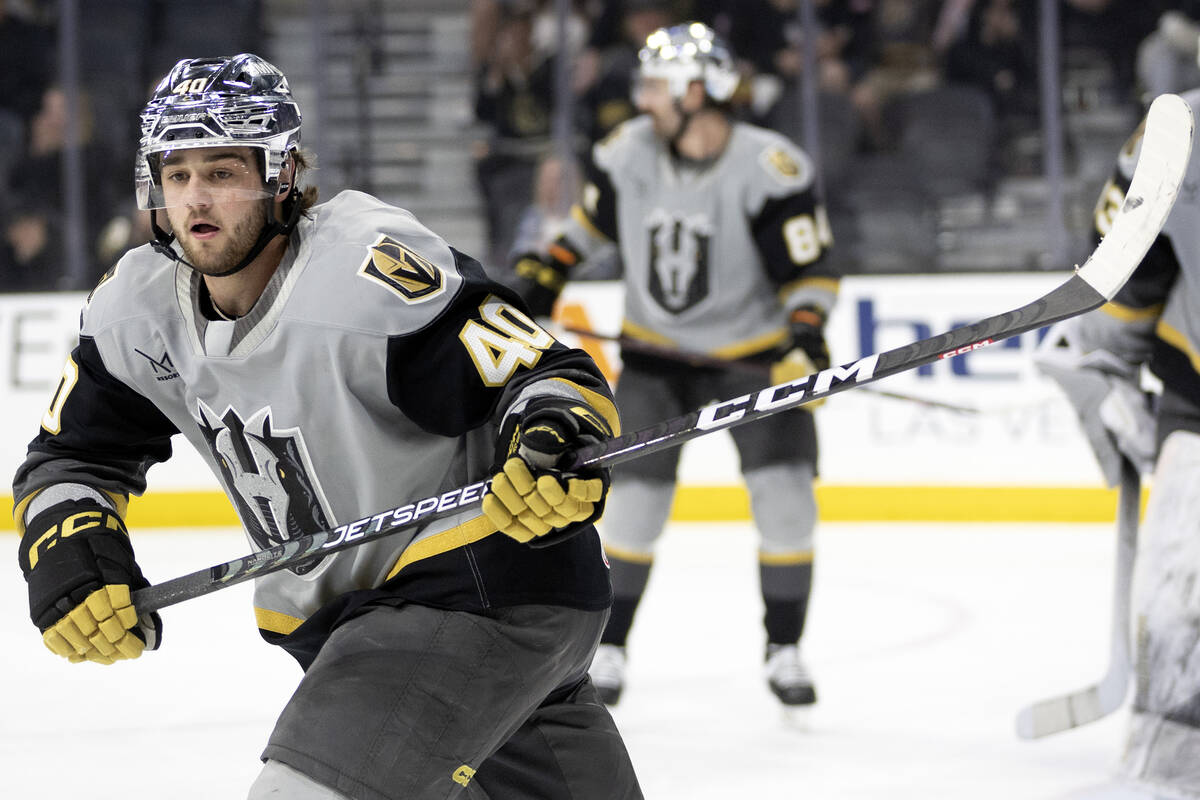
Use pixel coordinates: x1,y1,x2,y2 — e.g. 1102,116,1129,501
1132,430,1200,726
1122,712,1200,797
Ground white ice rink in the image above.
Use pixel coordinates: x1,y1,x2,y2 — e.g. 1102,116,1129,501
0,519,1145,799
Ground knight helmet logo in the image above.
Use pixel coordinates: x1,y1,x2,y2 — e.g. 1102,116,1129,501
359,235,445,302
197,403,335,575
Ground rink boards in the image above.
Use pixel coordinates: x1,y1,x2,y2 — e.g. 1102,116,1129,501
0,274,1127,528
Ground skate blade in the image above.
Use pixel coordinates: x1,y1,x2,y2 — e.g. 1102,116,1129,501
780,704,815,730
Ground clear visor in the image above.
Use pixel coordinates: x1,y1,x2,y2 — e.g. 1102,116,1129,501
136,145,279,210
631,72,675,106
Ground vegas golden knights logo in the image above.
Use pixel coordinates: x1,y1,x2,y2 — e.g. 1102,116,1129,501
766,147,800,177
359,235,445,302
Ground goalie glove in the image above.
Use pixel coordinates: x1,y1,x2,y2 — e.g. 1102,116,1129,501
483,397,613,548
19,499,161,664
771,305,831,405
1035,320,1157,485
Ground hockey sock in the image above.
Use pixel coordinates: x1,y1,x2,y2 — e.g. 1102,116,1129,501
761,561,813,645
600,556,652,647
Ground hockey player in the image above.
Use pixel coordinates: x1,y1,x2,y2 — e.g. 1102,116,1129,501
1038,89,1200,796
12,54,642,799
513,22,838,707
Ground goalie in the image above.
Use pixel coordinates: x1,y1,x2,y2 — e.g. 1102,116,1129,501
1038,90,1200,797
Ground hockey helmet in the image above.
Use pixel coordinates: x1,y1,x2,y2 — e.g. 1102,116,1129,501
636,22,739,104
135,53,301,210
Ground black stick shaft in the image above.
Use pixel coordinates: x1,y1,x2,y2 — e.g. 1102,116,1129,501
131,92,1192,615
566,275,1100,470
561,325,979,414
133,275,1103,614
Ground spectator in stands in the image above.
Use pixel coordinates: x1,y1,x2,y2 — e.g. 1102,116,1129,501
507,154,576,262
0,0,54,188
942,0,1038,126
471,0,592,75
95,202,151,272
576,0,679,142
724,0,870,124
504,154,621,288
470,0,504,71
849,0,947,150
6,86,126,286
0,198,59,292
472,0,557,271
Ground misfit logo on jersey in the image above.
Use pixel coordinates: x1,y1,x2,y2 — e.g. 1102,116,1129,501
134,348,180,381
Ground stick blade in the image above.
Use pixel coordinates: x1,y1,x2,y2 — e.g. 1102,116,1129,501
1016,688,1103,739
1015,668,1131,740
1078,93,1193,300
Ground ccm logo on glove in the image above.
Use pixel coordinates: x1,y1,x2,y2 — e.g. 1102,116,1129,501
24,508,124,569
20,499,162,665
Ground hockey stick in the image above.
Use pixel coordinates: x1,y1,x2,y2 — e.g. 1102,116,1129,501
130,93,1191,616
1014,458,1140,739
558,324,980,414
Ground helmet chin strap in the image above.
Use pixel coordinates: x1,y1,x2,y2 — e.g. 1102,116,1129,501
149,186,303,278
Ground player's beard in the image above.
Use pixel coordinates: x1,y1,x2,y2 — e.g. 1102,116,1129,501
174,200,271,276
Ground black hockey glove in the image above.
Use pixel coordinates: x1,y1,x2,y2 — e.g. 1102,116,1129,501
771,305,831,395
484,397,613,548
511,239,580,318
512,252,565,318
19,499,161,664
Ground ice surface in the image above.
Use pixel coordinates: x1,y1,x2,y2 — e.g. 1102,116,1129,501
0,521,1145,799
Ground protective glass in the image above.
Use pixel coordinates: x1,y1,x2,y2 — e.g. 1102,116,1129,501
137,145,279,210
630,74,673,106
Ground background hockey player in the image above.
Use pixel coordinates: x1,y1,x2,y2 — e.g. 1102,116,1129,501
513,22,838,707
12,53,642,799
1038,89,1200,797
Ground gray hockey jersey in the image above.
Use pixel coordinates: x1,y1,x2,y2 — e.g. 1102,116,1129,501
14,190,617,665
563,116,838,358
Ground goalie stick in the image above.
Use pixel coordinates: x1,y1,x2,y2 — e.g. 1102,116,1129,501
130,92,1192,617
1014,458,1140,739
558,324,980,414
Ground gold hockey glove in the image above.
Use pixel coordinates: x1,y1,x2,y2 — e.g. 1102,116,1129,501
19,500,161,664
484,399,612,547
771,305,831,408
486,458,605,543
43,584,146,664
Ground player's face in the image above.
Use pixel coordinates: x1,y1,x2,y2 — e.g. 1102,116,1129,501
635,76,685,140
160,147,273,275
